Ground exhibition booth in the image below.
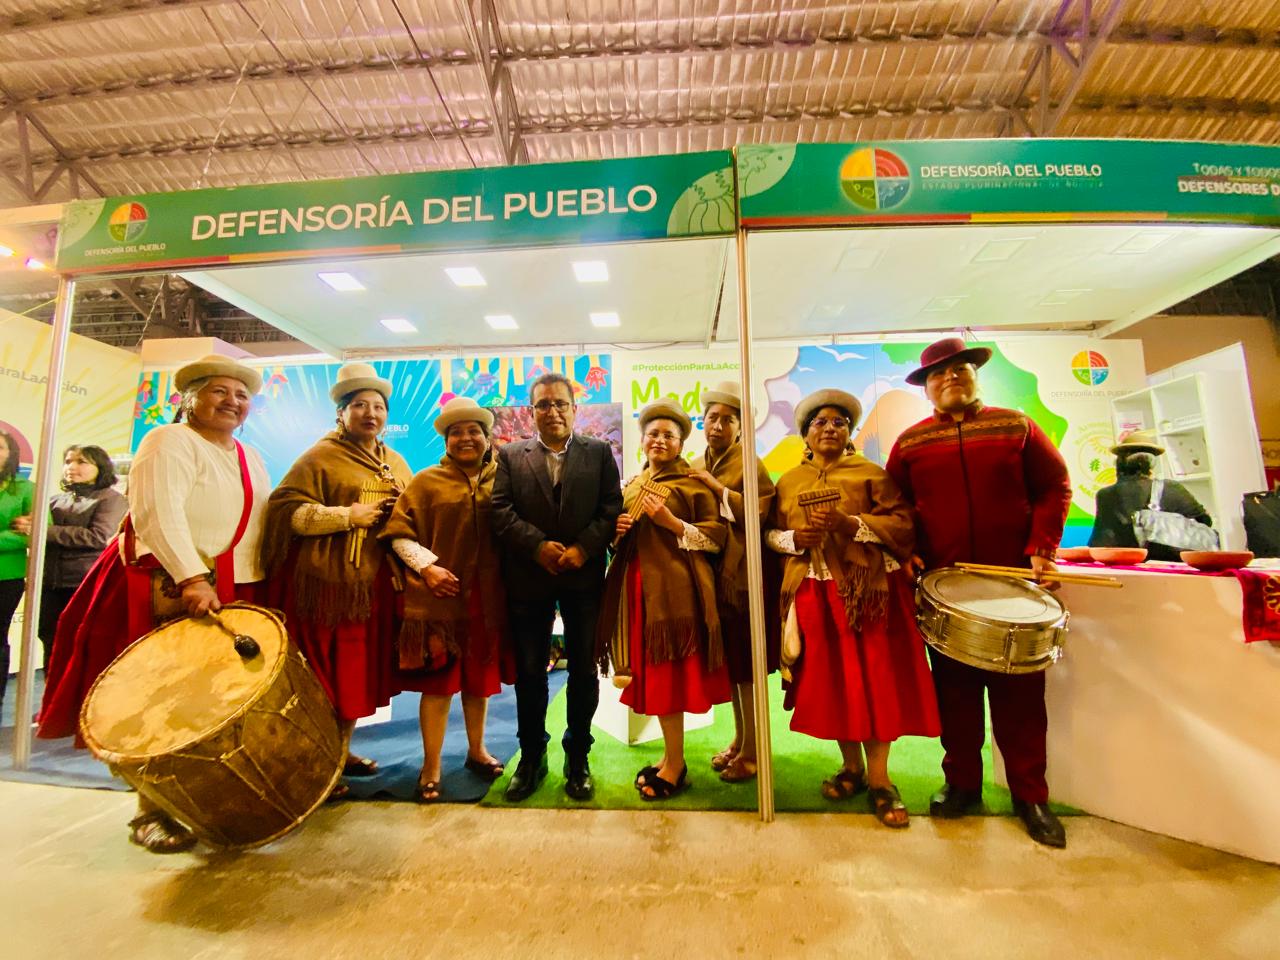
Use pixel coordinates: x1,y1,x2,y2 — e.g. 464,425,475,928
6,139,1280,857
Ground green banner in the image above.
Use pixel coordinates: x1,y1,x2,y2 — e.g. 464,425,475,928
738,140,1280,226
56,152,736,273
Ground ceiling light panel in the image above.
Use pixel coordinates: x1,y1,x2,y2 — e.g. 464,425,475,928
1113,232,1176,255
971,238,1033,263
445,266,486,287
590,311,621,327
380,317,417,334
485,314,518,330
573,260,609,283
836,248,881,271
318,271,364,292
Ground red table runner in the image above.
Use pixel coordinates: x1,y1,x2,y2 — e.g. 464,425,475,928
1060,561,1280,644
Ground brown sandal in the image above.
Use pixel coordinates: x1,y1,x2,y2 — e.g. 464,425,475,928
719,756,757,783
710,746,737,772
821,767,868,801
464,755,505,781
868,784,909,828
128,811,196,854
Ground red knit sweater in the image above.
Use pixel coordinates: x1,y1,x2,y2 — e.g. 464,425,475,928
885,402,1071,570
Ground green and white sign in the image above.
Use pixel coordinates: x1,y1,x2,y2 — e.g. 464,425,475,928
738,140,1280,226
56,152,736,273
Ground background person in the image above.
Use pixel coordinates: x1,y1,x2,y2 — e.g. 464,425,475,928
37,355,270,853
766,391,939,828
886,337,1072,849
689,381,776,784
491,372,623,803
381,398,514,802
24,445,127,671
261,362,412,793
0,430,34,712
1089,429,1213,561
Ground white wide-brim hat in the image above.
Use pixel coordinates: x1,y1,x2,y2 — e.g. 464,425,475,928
174,354,262,395
794,389,863,434
638,398,693,440
434,396,494,437
701,380,742,413
330,361,393,404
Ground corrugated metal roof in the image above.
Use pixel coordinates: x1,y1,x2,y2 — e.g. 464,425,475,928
1,0,1278,207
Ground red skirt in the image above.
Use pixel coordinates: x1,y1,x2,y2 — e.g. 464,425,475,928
396,583,515,698
38,548,263,743
619,560,731,717
282,563,395,724
783,572,940,743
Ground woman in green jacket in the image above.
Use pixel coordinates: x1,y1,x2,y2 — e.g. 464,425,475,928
0,430,35,710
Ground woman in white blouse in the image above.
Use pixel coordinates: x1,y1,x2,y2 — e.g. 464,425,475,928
38,354,270,854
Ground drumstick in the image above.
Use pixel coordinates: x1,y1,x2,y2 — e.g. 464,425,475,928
955,562,1123,588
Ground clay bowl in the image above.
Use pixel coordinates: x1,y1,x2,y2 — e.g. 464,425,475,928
1088,547,1148,565
1057,546,1093,562
1180,550,1254,572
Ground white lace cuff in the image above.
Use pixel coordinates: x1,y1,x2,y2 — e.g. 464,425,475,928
392,538,438,574
678,521,721,553
765,528,802,555
851,518,900,571
291,503,351,535
719,487,736,523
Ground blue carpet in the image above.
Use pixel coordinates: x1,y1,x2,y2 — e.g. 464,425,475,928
0,670,560,804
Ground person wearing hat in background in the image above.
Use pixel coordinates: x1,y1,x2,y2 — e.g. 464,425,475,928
37,354,271,853
380,397,515,803
886,337,1072,848
598,399,730,800
261,362,412,797
688,381,777,784
1089,429,1213,560
766,390,939,828
491,372,623,803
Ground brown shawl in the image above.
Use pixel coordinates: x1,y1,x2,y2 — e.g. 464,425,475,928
769,452,915,632
596,458,728,672
692,442,776,613
378,457,502,669
261,431,412,625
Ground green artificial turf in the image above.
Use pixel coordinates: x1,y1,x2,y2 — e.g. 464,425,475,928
482,674,1077,816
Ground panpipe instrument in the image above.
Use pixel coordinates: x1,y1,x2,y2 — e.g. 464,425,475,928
797,486,841,577
611,479,674,690
346,460,403,566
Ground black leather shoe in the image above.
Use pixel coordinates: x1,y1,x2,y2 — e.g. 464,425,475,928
1012,799,1067,849
563,756,594,801
504,753,548,802
929,784,983,818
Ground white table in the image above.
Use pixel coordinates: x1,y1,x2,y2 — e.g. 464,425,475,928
1048,567,1280,863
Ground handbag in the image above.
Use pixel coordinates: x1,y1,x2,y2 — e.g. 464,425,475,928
1133,480,1219,552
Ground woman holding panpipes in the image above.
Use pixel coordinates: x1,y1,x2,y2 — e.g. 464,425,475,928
766,389,939,828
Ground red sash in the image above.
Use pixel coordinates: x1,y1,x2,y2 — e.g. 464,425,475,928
120,440,254,640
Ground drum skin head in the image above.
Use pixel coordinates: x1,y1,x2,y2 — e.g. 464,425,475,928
82,604,286,760
921,568,1064,626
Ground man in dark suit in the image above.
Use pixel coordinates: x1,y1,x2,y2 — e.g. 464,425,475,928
491,372,623,801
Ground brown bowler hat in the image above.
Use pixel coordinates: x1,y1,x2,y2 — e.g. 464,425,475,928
905,337,993,386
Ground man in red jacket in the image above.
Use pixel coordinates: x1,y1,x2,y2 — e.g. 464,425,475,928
886,337,1072,848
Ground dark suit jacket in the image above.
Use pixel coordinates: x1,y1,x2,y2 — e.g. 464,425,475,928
491,434,623,599
1089,477,1213,561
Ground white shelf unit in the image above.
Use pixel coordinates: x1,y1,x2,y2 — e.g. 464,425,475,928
1111,361,1264,551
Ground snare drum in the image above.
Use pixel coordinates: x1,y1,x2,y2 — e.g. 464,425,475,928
916,567,1068,674
80,603,344,849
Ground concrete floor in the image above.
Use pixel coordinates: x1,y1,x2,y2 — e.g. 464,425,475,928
2,780,1278,960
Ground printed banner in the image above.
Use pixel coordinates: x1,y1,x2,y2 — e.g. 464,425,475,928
738,141,1280,226
57,152,735,273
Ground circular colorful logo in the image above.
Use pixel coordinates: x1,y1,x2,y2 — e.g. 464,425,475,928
1071,351,1110,386
840,147,911,211
108,202,148,243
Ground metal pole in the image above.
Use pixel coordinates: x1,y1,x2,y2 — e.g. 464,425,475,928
732,224,774,823
13,276,75,769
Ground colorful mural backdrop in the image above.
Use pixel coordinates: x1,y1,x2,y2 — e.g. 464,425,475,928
132,337,1143,548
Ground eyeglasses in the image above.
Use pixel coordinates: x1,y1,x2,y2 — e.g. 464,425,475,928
811,417,849,430
533,400,573,413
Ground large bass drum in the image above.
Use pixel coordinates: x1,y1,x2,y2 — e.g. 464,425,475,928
916,567,1068,674
80,603,344,849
